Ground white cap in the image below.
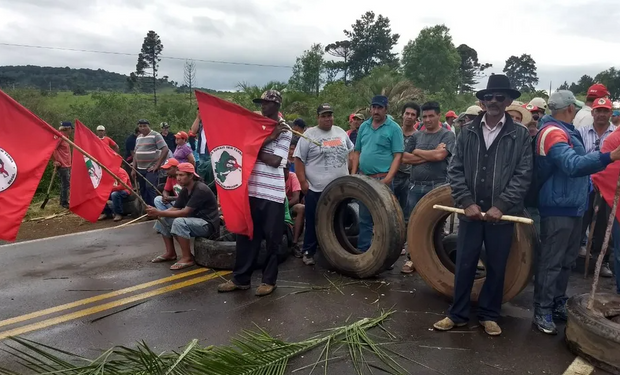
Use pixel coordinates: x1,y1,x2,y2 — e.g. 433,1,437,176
529,97,548,111
96,125,105,131
464,105,483,116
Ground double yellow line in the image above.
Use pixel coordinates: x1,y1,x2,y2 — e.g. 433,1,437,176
0,268,230,340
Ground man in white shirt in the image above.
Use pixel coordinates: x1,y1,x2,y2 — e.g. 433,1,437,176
573,83,610,128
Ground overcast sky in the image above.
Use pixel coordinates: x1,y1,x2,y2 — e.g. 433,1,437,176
1,0,619,92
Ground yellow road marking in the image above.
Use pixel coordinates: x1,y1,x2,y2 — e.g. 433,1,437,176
0,268,208,329
0,270,231,340
562,357,594,375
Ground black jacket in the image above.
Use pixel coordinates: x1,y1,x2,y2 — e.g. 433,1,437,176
447,113,533,217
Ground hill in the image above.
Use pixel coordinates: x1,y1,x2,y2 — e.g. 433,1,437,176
0,65,178,92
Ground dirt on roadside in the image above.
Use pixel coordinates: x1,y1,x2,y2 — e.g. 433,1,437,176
15,214,128,242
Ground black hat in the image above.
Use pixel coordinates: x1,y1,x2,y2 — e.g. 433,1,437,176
475,74,521,100
317,103,334,115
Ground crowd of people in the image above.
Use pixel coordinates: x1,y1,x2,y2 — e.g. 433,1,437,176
51,73,620,337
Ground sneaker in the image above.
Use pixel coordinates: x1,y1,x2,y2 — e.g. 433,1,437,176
255,283,276,296
401,260,415,274
433,317,467,331
601,262,613,278
98,213,108,221
113,214,123,222
302,255,315,266
578,246,587,258
292,244,303,258
217,280,250,293
553,304,568,322
533,314,557,335
479,320,502,336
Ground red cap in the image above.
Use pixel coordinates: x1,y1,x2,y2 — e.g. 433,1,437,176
587,83,610,99
591,97,613,110
177,162,200,178
188,131,195,137
445,110,457,118
524,104,539,112
174,131,188,140
161,158,179,169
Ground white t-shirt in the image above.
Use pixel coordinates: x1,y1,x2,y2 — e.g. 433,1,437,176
293,126,354,193
573,106,593,128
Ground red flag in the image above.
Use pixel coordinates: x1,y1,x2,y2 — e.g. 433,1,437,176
195,90,275,238
0,90,63,241
592,127,620,222
69,120,122,222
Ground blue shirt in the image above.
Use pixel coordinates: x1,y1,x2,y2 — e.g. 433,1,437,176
354,116,404,175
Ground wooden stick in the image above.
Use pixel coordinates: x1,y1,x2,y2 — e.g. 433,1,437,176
115,214,147,228
280,121,321,147
583,193,602,278
120,158,163,196
432,205,534,225
587,174,620,310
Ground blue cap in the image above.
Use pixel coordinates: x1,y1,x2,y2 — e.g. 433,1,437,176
371,95,388,108
613,110,620,117
60,121,73,128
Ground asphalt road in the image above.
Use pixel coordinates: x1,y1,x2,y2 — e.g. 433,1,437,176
0,222,616,374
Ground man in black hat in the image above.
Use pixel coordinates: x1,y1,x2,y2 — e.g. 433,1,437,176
433,74,533,336
218,89,291,297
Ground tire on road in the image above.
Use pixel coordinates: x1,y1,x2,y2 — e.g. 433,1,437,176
316,175,406,279
407,184,535,303
122,194,144,217
194,230,290,270
566,293,620,374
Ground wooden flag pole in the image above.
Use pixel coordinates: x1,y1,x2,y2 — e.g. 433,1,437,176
583,193,602,278
119,157,163,196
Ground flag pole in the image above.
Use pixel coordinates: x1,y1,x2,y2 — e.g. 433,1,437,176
119,157,163,196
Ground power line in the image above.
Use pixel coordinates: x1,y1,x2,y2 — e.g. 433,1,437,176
0,42,294,68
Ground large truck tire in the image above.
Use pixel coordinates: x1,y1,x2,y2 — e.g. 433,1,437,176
407,184,535,303
122,193,144,217
316,175,405,279
566,293,620,374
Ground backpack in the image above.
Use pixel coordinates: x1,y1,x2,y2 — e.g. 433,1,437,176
524,124,572,208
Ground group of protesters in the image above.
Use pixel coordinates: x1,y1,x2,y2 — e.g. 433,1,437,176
51,74,620,337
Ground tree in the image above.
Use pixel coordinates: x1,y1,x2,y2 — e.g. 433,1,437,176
502,54,538,92
455,44,491,93
558,81,570,91
324,40,352,84
288,43,325,96
136,30,164,105
344,11,400,81
595,67,620,101
401,25,461,94
183,60,197,103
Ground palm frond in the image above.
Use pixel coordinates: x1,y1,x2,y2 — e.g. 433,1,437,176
0,311,404,375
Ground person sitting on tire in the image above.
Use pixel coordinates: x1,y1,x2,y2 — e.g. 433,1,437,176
350,96,404,252
434,74,533,336
401,101,456,274
294,103,355,265
284,164,305,258
154,158,182,210
146,162,220,271
532,93,620,335
98,167,132,222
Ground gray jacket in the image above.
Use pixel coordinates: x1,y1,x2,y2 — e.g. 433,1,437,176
447,113,533,217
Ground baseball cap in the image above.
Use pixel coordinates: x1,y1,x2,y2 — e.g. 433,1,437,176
252,90,283,105
587,83,610,99
445,110,457,118
349,113,365,121
160,158,179,169
591,97,613,110
160,122,170,128
174,131,188,140
96,125,105,131
528,97,548,111
177,162,200,178
548,90,577,110
317,103,334,115
137,119,150,125
371,95,388,108
524,104,539,112
60,121,73,129
464,105,483,116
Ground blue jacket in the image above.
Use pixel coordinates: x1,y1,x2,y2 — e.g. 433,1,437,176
535,115,612,217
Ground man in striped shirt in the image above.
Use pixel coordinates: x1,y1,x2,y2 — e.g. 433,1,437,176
218,90,292,297
131,119,169,206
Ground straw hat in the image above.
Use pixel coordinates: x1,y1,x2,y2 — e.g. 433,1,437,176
506,101,532,124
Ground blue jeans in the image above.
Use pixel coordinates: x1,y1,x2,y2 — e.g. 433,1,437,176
103,191,129,216
138,169,159,207
612,220,620,294
406,182,442,217
154,216,212,239
154,195,174,210
58,167,71,207
302,190,321,256
358,177,394,252
392,173,410,223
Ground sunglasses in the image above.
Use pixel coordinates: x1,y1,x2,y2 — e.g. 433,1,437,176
483,94,507,102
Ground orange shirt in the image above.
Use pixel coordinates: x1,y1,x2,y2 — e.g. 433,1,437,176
52,140,71,167
112,168,132,194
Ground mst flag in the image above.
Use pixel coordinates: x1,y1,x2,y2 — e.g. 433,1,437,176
69,119,122,222
0,90,63,241
196,90,275,238
592,127,620,222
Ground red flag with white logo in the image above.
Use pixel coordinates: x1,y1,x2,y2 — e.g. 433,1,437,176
0,90,63,241
69,120,122,222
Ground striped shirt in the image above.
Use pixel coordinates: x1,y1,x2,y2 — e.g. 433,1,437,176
578,123,616,154
248,126,292,203
134,130,167,169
